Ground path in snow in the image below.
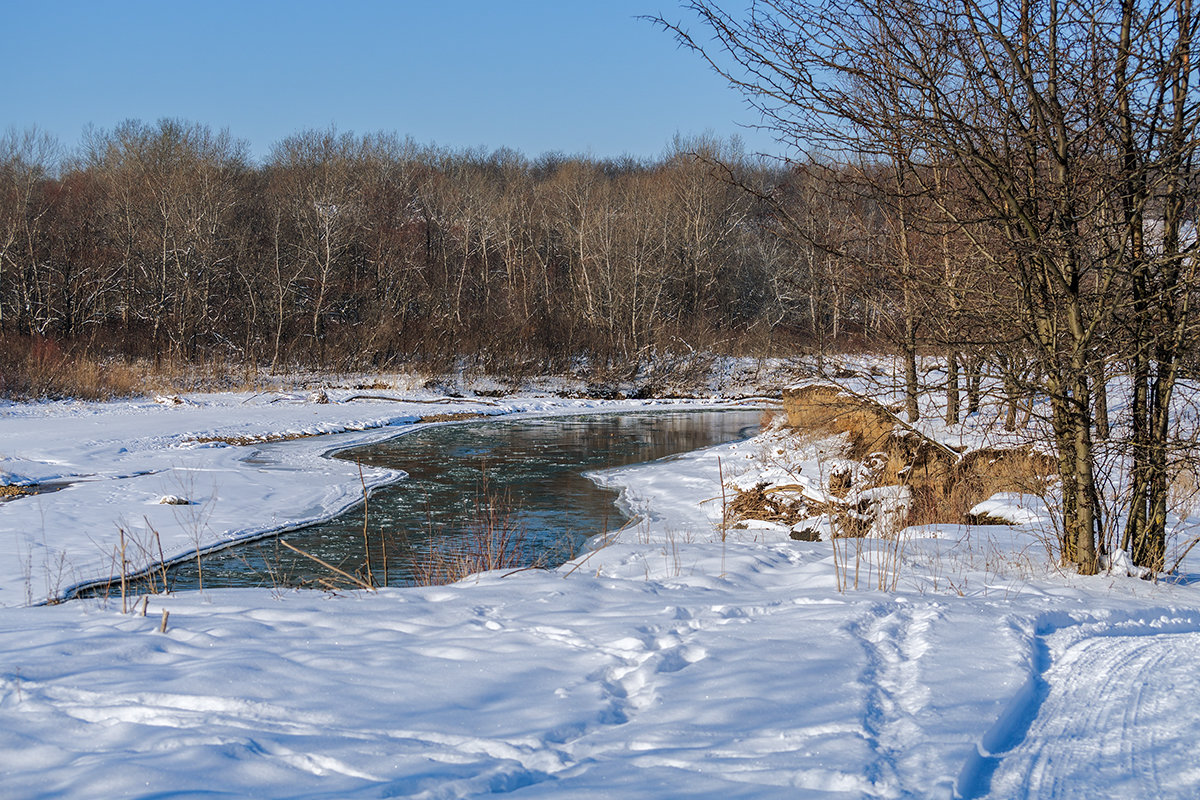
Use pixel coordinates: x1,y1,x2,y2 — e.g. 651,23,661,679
968,626,1200,799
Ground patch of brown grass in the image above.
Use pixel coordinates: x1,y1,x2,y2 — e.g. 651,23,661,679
0,336,144,400
783,385,899,459
187,431,323,447
0,335,277,401
778,384,1054,529
728,483,808,525
417,412,487,424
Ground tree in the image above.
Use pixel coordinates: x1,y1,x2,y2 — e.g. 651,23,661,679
0,128,60,335
82,119,247,358
267,128,362,365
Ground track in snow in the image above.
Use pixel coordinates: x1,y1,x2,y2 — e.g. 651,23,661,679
966,629,1200,799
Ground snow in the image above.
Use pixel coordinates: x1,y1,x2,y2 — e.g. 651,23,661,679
2,377,1200,798
969,493,1052,527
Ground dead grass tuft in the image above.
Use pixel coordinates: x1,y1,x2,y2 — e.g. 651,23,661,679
0,334,276,401
783,385,899,460
728,483,808,525
0,336,144,400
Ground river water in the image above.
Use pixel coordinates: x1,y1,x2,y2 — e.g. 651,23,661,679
156,409,762,591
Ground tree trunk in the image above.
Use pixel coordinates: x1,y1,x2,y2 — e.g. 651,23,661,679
945,351,960,424
966,354,982,416
1092,354,1110,439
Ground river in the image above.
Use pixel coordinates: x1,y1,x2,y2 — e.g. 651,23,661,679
152,409,763,591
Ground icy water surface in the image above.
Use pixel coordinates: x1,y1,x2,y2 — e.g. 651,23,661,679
161,409,762,590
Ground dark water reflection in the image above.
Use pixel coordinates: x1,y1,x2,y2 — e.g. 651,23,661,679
158,409,761,590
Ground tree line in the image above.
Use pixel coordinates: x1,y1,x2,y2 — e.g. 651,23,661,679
1,123,862,375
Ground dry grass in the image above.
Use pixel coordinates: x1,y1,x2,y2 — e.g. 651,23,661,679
727,483,808,526
783,385,902,460
767,384,1056,531
0,335,275,401
417,412,487,424
410,494,541,585
0,337,143,400
187,431,324,447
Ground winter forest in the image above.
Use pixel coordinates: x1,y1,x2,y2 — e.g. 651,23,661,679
5,0,1200,795
0,126,828,372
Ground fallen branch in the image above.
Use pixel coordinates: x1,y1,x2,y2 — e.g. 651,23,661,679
343,394,501,406
280,540,377,592
1167,536,1200,576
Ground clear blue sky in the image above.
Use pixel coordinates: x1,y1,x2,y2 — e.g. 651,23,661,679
3,0,780,163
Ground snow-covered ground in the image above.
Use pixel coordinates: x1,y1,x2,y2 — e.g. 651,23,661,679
2,378,1200,798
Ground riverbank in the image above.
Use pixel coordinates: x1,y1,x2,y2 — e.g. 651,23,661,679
0,388,772,607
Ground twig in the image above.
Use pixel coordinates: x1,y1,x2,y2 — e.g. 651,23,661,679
358,460,374,587
265,394,304,404
719,456,728,540
147,517,169,594
280,540,377,591
1167,536,1200,575
719,456,728,577
159,609,169,633
119,529,128,614
500,565,545,579
240,391,295,405
562,534,617,578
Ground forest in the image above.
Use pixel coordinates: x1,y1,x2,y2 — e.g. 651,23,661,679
0,124,848,376
0,118,1028,390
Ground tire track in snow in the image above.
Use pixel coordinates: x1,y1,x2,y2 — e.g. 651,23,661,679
960,624,1200,799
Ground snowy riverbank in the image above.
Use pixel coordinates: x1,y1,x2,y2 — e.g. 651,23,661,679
0,389,759,606
2,385,1200,798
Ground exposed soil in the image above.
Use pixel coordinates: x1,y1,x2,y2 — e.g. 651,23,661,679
725,385,1056,536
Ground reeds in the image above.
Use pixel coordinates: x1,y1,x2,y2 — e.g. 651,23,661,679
409,492,541,586
0,334,274,401
0,336,142,400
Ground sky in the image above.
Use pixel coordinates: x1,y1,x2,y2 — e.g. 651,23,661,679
3,0,781,164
